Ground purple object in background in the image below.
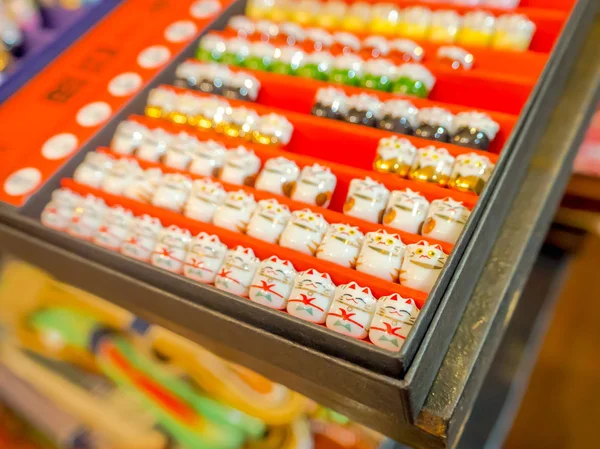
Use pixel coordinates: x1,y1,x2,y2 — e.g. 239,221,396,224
0,1,122,103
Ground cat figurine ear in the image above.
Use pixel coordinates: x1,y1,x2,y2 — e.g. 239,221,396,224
287,269,336,324
422,197,470,244
326,282,377,339
400,241,448,292
356,230,406,282
249,257,297,309
369,294,420,351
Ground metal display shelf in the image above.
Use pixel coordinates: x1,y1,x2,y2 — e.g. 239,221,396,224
0,9,598,449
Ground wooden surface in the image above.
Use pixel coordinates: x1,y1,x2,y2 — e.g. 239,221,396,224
505,235,600,449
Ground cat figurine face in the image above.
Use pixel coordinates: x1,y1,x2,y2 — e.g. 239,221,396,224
287,269,336,324
73,152,114,188
422,197,470,244
183,232,228,284
383,188,430,234
183,178,227,223
343,177,390,223
400,240,447,292
449,153,494,195
254,157,300,196
150,225,192,274
93,206,134,250
218,146,262,186
212,190,257,233
188,140,227,177
121,214,163,261
279,209,329,255
408,146,455,186
290,164,337,207
369,295,420,352
326,282,377,339
151,173,193,212
215,246,261,297
137,128,173,163
101,158,143,196
356,230,406,282
316,223,364,268
245,199,292,244
66,195,108,240
111,120,148,155
163,132,201,170
249,257,298,309
146,87,178,119
41,188,82,231
122,168,163,203
373,136,417,176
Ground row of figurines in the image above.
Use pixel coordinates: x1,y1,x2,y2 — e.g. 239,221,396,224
145,87,294,146
41,190,423,351
375,135,494,194
313,88,499,150
174,62,262,103
197,34,436,98
226,15,479,69
245,2,535,51
75,149,471,246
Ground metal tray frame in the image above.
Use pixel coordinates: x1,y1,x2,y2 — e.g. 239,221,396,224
0,0,597,440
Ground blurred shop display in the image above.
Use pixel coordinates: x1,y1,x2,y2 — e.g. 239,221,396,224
573,107,600,177
0,259,382,449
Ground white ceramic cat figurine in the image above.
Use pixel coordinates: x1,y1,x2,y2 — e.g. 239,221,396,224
218,146,262,186
163,132,202,170
151,174,193,212
212,190,257,233
356,230,406,282
326,282,377,339
73,152,114,188
66,195,107,240
101,158,144,196
399,240,447,292
120,214,163,262
183,232,228,284
246,199,291,244
382,188,430,234
369,294,420,352
316,223,364,268
287,269,336,324
111,120,149,155
188,140,227,177
290,164,337,208
136,128,173,163
122,168,163,203
249,256,297,309
279,209,329,255
93,206,134,250
150,225,192,274
41,188,82,231
254,157,300,196
183,178,227,223
215,246,261,297
422,197,470,244
343,177,390,223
